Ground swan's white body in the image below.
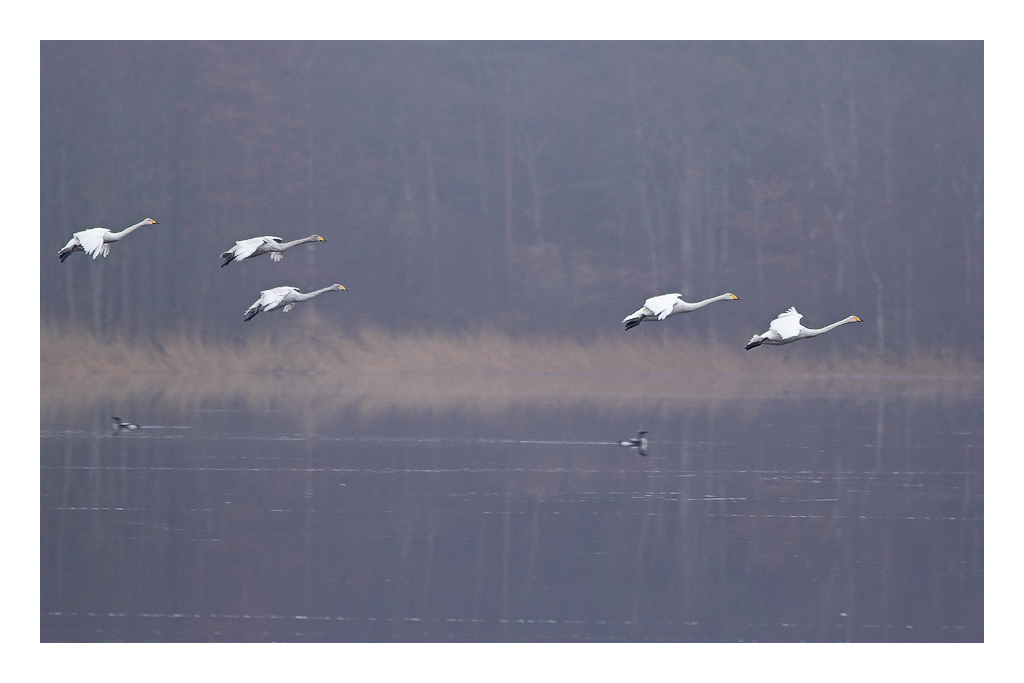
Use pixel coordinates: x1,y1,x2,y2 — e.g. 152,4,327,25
58,218,158,262
622,292,739,330
618,430,648,456
244,283,346,321
745,307,862,350
221,234,325,266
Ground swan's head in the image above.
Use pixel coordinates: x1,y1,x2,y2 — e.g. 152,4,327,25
332,284,347,291
727,294,740,300
852,316,862,322
144,218,158,225
315,235,325,242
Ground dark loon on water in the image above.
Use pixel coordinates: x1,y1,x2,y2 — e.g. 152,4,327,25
618,430,648,456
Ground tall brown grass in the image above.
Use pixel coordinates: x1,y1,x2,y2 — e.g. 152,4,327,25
41,322,982,414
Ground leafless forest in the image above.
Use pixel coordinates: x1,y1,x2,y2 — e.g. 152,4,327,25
40,41,983,366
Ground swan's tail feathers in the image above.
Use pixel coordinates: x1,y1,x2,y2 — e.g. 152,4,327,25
623,307,650,331
745,336,764,350
58,241,81,263
623,311,646,331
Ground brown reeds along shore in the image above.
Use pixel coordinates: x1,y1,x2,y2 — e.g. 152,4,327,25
42,322,982,417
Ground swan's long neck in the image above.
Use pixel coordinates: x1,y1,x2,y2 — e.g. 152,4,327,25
804,317,858,337
292,285,338,302
278,235,319,250
107,220,150,242
685,293,735,311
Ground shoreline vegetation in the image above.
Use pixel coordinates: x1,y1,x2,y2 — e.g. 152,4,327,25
41,326,982,414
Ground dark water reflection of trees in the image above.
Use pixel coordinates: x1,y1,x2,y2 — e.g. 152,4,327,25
40,381,982,642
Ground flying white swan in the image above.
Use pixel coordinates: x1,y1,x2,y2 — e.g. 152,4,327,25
220,234,326,267
618,430,648,456
244,284,347,321
58,218,159,263
622,292,740,331
745,307,862,350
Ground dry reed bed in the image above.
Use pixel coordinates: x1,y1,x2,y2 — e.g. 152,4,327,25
41,327,982,414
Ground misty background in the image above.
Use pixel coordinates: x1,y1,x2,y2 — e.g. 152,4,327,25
37,39,988,650
39,41,982,360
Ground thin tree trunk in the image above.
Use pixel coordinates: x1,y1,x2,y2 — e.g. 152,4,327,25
622,46,662,287
120,257,130,340
680,135,699,296
473,60,490,226
861,225,886,355
750,177,765,296
503,73,514,277
676,174,693,295
58,142,76,330
814,47,858,297
634,178,659,283
424,136,440,296
90,261,103,339
518,138,546,246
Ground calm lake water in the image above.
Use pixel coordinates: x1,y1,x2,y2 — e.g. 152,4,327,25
40,376,983,642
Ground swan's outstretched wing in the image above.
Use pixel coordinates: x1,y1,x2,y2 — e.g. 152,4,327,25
258,286,296,311
75,228,109,258
222,237,261,260
226,236,281,260
769,307,803,340
643,293,680,320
